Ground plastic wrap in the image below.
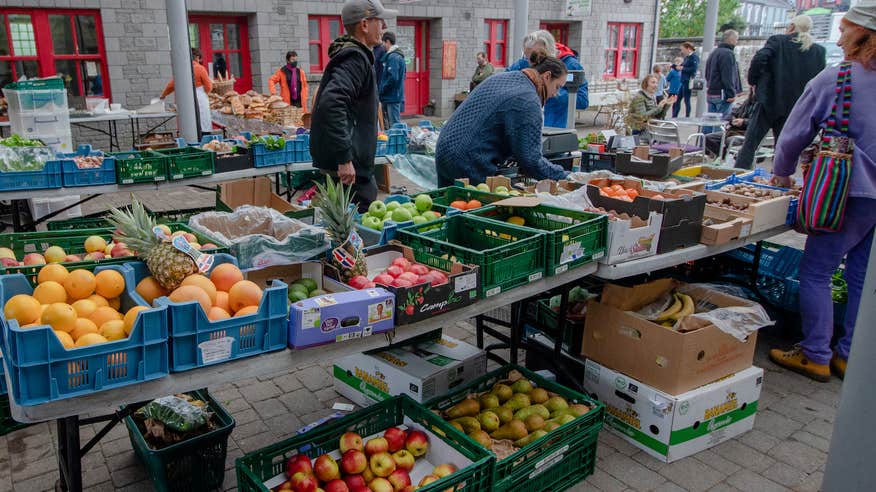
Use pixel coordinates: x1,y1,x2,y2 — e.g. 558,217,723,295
188,205,329,269
389,154,438,191
0,145,54,171
677,284,774,340
141,395,211,433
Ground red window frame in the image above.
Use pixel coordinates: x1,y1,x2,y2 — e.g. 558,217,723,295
483,19,508,67
188,15,251,93
604,22,641,79
540,22,569,47
0,8,110,100
309,15,344,73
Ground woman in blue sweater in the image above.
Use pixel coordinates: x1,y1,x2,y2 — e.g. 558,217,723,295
435,50,570,186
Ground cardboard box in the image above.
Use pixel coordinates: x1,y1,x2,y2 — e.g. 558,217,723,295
333,331,486,405
522,179,582,195
455,175,512,193
601,211,663,265
583,359,763,462
615,152,685,178
704,190,791,235
700,216,752,245
219,176,300,213
582,279,758,394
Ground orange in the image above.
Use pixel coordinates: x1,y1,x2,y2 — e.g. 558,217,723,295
63,269,96,301
600,186,613,195
611,184,624,192
33,281,67,305
95,270,125,299
651,194,665,200
74,332,108,347
168,285,212,313
70,318,99,341
135,276,168,305
3,294,41,326
214,291,230,312
88,294,109,307
41,303,77,333
54,330,75,349
210,264,244,293
99,320,126,341
181,274,217,304
123,306,148,336
207,306,231,321
466,200,482,210
233,305,259,317
626,188,639,199
228,280,263,313
71,299,98,318
87,306,123,329
449,200,468,210
107,297,121,311
37,264,69,285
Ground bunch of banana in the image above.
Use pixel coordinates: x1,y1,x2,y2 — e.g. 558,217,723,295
655,292,694,327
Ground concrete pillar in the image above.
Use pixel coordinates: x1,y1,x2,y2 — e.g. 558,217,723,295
165,0,198,142
697,0,720,116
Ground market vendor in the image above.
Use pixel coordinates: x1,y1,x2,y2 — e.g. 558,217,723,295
435,49,570,187
626,75,677,142
268,51,310,110
160,48,213,133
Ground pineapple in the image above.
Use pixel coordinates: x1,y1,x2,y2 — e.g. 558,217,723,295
107,199,197,291
314,179,367,282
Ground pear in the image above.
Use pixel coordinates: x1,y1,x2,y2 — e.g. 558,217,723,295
514,430,547,448
450,421,464,433
542,421,561,432
528,387,549,404
511,379,534,395
446,398,481,419
491,383,514,403
494,406,514,424
569,403,592,416
514,404,550,421
545,396,569,413
477,411,500,433
491,419,529,441
524,414,545,432
544,414,577,428
469,429,493,450
479,393,500,410
450,416,481,434
503,393,531,412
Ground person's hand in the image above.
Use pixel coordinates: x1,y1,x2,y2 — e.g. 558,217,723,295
731,118,743,126
771,175,793,188
338,161,356,185
726,97,736,103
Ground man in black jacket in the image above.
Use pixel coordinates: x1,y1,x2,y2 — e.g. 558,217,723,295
310,0,396,211
705,30,743,133
673,42,699,118
734,16,826,169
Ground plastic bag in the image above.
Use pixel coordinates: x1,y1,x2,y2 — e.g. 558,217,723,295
141,395,211,433
677,283,774,340
188,206,329,269
389,154,438,191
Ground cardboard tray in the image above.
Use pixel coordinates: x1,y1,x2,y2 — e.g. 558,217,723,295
586,179,706,229
614,152,685,178
704,190,791,236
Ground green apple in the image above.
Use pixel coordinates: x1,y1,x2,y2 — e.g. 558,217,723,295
422,211,439,221
414,194,433,212
360,212,371,223
368,200,387,218
363,215,382,230
509,190,521,196
386,201,401,212
391,208,413,223
494,186,509,195
402,202,418,213
465,184,477,190
476,183,490,192
412,215,427,225
381,217,393,229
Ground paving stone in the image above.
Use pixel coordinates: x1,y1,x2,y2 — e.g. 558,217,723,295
238,381,283,403
99,435,132,456
793,471,824,492
600,452,667,491
110,464,148,488
652,482,688,492
762,461,810,488
224,444,246,471
596,443,616,461
805,418,834,441
692,449,741,476
583,468,628,492
233,408,261,426
83,463,112,488
11,470,59,492
658,456,727,492
252,398,290,420
768,394,836,425
630,450,668,472
9,443,55,481
105,449,139,474
738,428,781,454
598,429,640,456
279,388,327,416
315,387,340,402
299,408,337,426
264,413,305,440
223,467,238,490
213,386,244,402
768,440,827,474
296,365,332,392
790,431,831,454
224,397,254,413
234,377,259,388
807,388,841,409
726,469,791,492
119,480,158,491
708,483,744,492
235,430,281,454
272,373,304,393
232,420,270,441
712,440,776,473
83,482,117,492
754,409,805,440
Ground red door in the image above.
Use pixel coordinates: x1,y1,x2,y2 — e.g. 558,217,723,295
395,20,429,116
540,22,570,47
188,15,251,93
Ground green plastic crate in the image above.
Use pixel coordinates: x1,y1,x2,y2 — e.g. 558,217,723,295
425,186,505,211
471,204,608,276
153,147,215,180
0,394,28,437
46,204,216,231
125,389,235,492
280,169,324,189
425,365,604,492
110,150,169,184
535,298,585,355
236,395,494,492
397,214,545,298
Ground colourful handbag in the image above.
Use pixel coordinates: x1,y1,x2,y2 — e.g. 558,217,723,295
796,62,854,234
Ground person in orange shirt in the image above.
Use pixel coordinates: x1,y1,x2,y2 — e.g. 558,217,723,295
160,48,213,132
268,51,310,110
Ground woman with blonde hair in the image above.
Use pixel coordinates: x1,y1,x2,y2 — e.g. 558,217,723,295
626,74,676,141
735,15,826,168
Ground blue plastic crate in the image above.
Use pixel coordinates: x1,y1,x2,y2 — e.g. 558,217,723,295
375,129,408,156
0,264,169,406
289,135,312,162
126,254,288,372
354,195,458,248
707,174,799,226
251,139,293,168
0,159,62,191
58,144,117,187
0,354,6,396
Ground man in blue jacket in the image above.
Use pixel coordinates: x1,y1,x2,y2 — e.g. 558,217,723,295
378,31,406,127
673,42,699,118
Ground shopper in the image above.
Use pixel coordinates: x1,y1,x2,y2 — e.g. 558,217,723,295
705,30,743,120
378,31,406,128
507,30,557,72
734,16,826,169
768,3,876,382
470,51,494,90
160,48,213,133
268,51,310,109
626,75,677,142
666,57,683,101
435,50,570,187
704,89,757,158
542,42,589,128
310,0,395,212
654,65,667,104
673,42,699,118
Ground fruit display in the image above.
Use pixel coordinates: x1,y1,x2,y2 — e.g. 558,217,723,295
447,199,483,211
719,183,800,198
287,277,328,302
202,140,236,153
596,183,642,201
315,179,368,283
350,256,449,292
71,154,105,169
633,289,698,328
360,195,440,231
706,196,751,212
462,182,519,196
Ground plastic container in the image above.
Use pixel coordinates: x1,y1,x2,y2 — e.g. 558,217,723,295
57,144,117,187
289,134,312,163
425,365,604,492
235,395,494,492
425,186,504,212
125,389,235,492
706,173,799,226
0,158,62,191
126,254,288,372
111,150,169,184
251,139,293,168
398,214,545,298
375,129,408,156
0,264,169,406
471,204,608,276
152,147,215,180
535,299,585,354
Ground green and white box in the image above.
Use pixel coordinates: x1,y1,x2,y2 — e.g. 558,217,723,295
583,359,762,462
333,331,486,407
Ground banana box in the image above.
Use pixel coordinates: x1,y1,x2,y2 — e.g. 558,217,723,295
600,210,663,265
584,359,762,462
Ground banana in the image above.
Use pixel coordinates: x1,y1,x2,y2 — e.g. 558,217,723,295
655,293,682,322
669,293,695,322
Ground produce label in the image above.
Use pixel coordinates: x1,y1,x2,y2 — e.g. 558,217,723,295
560,241,585,264
529,445,569,478
198,337,235,364
454,273,477,293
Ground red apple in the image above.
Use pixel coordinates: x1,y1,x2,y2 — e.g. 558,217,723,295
202,242,218,249
286,454,313,478
277,479,294,490
387,469,411,491
385,266,404,278
399,487,416,492
22,253,46,266
391,278,413,288
383,427,407,453
418,475,440,487
342,475,367,490
323,479,349,492
64,254,83,262
409,264,429,276
349,275,370,289
429,270,448,285
83,252,104,261
110,242,132,258
405,430,428,457
364,437,389,456
182,232,197,243
432,463,458,478
291,472,318,492
314,454,340,482
340,449,367,475
369,451,396,478
368,478,394,492
361,467,375,484
339,432,364,453
390,450,414,472
351,487,370,492
0,247,15,261
397,272,419,284
373,273,394,286
0,257,19,267
391,257,411,271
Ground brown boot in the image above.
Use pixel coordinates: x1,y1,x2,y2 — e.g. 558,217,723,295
831,355,847,380
769,346,831,382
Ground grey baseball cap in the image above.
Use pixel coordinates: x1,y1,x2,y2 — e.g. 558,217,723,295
341,0,398,26
845,0,876,31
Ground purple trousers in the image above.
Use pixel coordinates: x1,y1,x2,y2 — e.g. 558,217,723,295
800,197,876,364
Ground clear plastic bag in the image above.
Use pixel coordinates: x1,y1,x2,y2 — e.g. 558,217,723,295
141,395,211,433
389,154,438,191
677,284,774,340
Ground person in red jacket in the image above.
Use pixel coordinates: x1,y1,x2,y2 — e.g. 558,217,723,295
269,51,310,110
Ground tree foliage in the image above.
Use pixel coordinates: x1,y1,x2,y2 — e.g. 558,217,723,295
660,0,748,38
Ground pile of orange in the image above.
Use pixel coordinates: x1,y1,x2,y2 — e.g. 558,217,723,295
449,199,483,210
3,264,145,349
598,184,640,202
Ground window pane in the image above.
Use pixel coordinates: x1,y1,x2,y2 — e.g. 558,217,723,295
309,44,320,67
81,61,103,96
55,59,80,97
188,23,199,48
484,22,490,41
50,15,75,55
0,61,12,88
15,60,38,79
623,26,636,48
10,14,36,57
75,16,99,54
227,23,240,49
0,15,8,56
604,50,616,76
496,44,505,65
608,25,618,49
621,50,633,74
329,19,340,40
309,19,319,41
484,42,490,59
210,24,224,50
496,21,505,41
227,52,243,79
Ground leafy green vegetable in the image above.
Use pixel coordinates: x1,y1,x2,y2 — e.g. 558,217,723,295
0,134,43,147
250,135,286,151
